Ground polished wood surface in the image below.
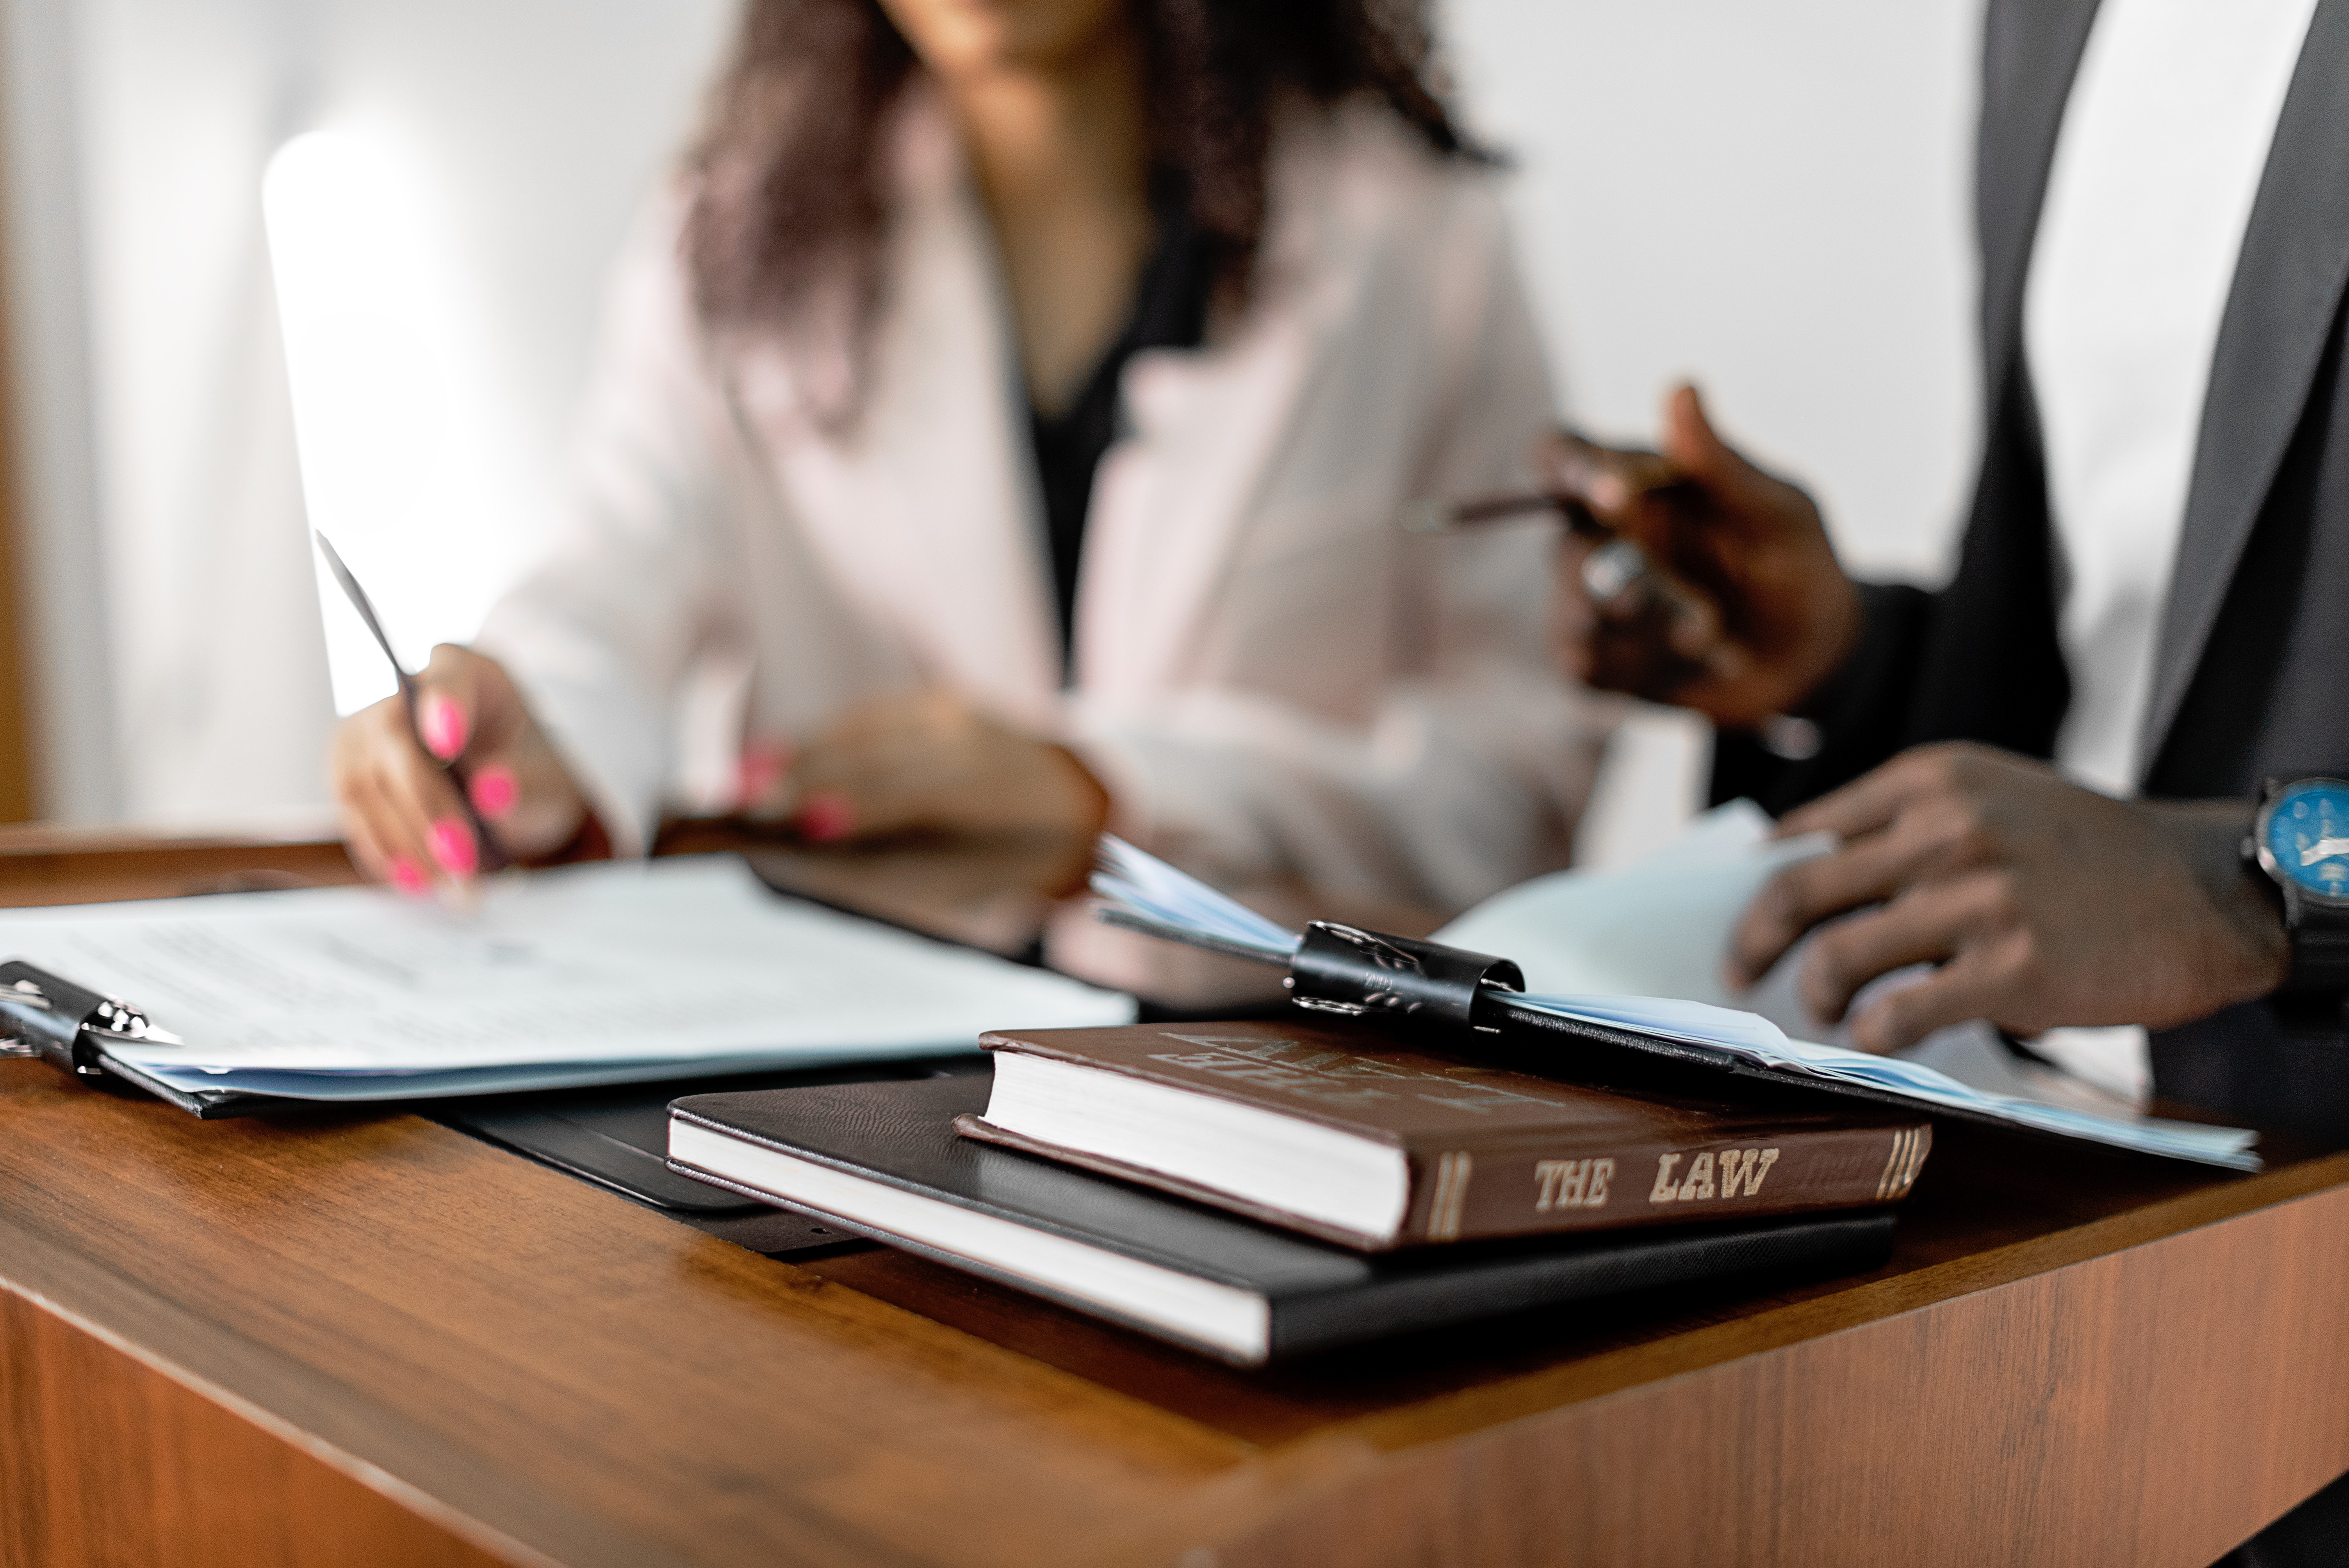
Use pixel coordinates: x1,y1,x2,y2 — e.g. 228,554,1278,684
0,820,1058,942
4,835,2348,1566
0,823,360,906
2,1288,508,1568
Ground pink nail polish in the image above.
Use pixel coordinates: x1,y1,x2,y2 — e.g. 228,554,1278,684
471,765,519,818
798,793,854,843
389,857,428,896
430,818,478,877
735,741,791,810
419,695,468,761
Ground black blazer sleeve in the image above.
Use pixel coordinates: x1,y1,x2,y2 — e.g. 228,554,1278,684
1706,355,2074,818
1708,582,1935,817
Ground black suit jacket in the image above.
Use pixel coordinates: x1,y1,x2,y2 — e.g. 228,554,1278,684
1712,0,2349,1136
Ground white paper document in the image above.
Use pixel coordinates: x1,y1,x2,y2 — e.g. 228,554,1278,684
0,856,1134,1100
1092,817,2259,1170
1432,800,1834,1005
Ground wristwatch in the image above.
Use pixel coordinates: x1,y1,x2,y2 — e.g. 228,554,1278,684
2246,777,2349,994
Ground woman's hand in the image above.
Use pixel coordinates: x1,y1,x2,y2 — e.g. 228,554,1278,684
331,645,590,891
742,689,1112,890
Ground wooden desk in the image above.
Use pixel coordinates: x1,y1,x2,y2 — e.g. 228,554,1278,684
4,834,2347,1568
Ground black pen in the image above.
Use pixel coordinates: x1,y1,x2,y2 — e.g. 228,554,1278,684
1399,482,1697,613
1398,486,1822,762
313,532,512,873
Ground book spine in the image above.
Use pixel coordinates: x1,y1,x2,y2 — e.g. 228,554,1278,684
1400,1123,1931,1243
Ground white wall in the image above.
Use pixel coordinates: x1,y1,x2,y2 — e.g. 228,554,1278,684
0,0,118,821
1448,0,1985,862
7,0,1984,847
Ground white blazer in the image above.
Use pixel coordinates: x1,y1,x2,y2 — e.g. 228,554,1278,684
478,88,1610,997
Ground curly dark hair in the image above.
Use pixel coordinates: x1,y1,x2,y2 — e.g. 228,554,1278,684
683,0,1489,415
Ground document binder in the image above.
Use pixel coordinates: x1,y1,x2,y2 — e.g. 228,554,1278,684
1097,905,2258,1164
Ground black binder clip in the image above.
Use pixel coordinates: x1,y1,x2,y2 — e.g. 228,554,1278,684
0,960,168,1078
1285,922,1525,1039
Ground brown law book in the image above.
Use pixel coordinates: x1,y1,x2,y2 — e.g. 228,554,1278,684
958,1019,1931,1251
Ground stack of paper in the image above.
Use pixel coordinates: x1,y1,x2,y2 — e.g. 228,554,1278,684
0,856,1135,1101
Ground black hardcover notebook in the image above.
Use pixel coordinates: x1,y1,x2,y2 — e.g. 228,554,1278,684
668,1075,1895,1365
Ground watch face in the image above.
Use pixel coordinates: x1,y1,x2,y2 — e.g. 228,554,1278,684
2264,779,2349,902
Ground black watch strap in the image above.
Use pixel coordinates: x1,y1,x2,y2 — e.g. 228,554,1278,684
2284,889,2349,994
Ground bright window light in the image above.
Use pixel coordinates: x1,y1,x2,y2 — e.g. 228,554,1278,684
263,127,533,716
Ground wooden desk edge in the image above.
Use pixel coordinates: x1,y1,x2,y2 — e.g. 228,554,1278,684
1174,1171,2349,1568
0,1267,570,1568
7,1093,2345,1568
1281,1145,2349,1453
7,835,2348,1567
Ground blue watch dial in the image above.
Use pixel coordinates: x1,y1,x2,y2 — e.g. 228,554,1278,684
2266,780,2349,900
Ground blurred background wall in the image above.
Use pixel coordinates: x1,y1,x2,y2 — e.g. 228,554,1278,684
1453,0,1983,860
0,0,736,829
0,0,1982,860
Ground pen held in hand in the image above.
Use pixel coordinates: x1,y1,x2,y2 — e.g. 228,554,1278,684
1398,485,1696,620
1400,471,1706,536
312,531,513,874
1397,491,1822,763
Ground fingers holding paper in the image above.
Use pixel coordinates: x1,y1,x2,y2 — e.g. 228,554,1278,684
331,645,590,889
1727,743,2288,1054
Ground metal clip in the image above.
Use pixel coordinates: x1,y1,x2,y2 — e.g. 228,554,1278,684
0,960,156,1076
1285,922,1524,1038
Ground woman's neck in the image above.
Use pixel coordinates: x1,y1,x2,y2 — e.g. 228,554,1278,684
944,38,1153,416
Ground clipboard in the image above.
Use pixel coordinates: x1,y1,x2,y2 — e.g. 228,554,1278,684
0,850,1138,1122
0,951,961,1248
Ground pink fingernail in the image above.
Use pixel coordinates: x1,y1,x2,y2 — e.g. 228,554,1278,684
419,694,468,761
389,857,428,896
735,741,791,810
430,818,478,877
470,765,519,818
798,793,854,843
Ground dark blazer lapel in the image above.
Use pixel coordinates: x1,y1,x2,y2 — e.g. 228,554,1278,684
1976,0,2104,416
2141,0,2349,772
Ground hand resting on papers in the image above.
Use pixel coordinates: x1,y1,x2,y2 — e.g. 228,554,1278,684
1727,744,2288,1053
733,688,1110,895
